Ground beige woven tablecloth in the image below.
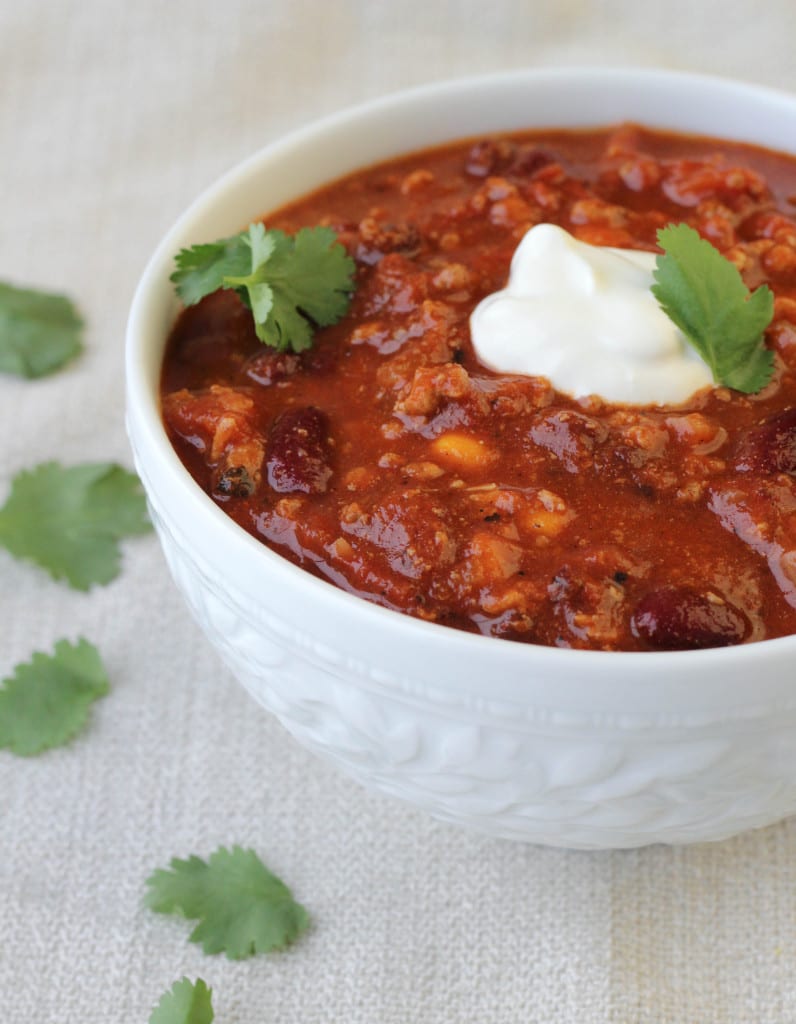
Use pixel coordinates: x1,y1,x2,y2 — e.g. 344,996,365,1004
3,2,796,1020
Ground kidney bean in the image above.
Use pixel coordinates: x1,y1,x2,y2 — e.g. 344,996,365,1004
464,139,516,177
464,138,553,181
630,586,749,650
508,145,554,178
734,408,796,475
266,407,333,494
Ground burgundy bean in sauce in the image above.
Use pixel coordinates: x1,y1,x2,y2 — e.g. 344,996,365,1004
161,124,796,651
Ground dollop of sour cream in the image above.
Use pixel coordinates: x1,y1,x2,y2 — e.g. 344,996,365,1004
470,223,713,405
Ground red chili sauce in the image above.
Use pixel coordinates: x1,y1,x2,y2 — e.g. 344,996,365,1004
161,125,796,651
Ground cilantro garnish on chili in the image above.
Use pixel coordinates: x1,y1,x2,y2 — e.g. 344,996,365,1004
171,223,355,353
653,222,775,393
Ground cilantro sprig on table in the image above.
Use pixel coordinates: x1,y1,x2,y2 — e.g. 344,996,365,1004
0,638,109,756
171,223,356,352
149,979,214,1024
146,845,310,960
0,461,151,590
652,223,775,393
0,280,84,378
0,269,152,760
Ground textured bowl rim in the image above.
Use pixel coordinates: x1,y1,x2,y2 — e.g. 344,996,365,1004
126,66,796,708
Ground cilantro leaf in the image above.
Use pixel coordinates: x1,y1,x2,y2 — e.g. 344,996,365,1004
145,845,310,959
171,234,252,307
0,280,83,378
652,223,775,393
0,638,109,756
149,979,214,1024
171,223,355,353
0,461,151,590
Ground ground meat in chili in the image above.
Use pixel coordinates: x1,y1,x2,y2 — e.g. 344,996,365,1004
161,124,796,652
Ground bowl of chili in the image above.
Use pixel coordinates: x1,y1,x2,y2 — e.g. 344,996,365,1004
127,68,796,848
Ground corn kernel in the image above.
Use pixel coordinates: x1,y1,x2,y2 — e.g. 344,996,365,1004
431,432,496,468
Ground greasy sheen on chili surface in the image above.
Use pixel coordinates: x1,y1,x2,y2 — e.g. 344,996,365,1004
161,124,796,652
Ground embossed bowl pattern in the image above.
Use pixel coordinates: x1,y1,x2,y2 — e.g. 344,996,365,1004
126,69,796,849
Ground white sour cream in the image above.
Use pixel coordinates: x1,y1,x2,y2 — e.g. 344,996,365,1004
470,223,713,405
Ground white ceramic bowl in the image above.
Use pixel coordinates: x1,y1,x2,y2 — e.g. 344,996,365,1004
126,69,796,849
